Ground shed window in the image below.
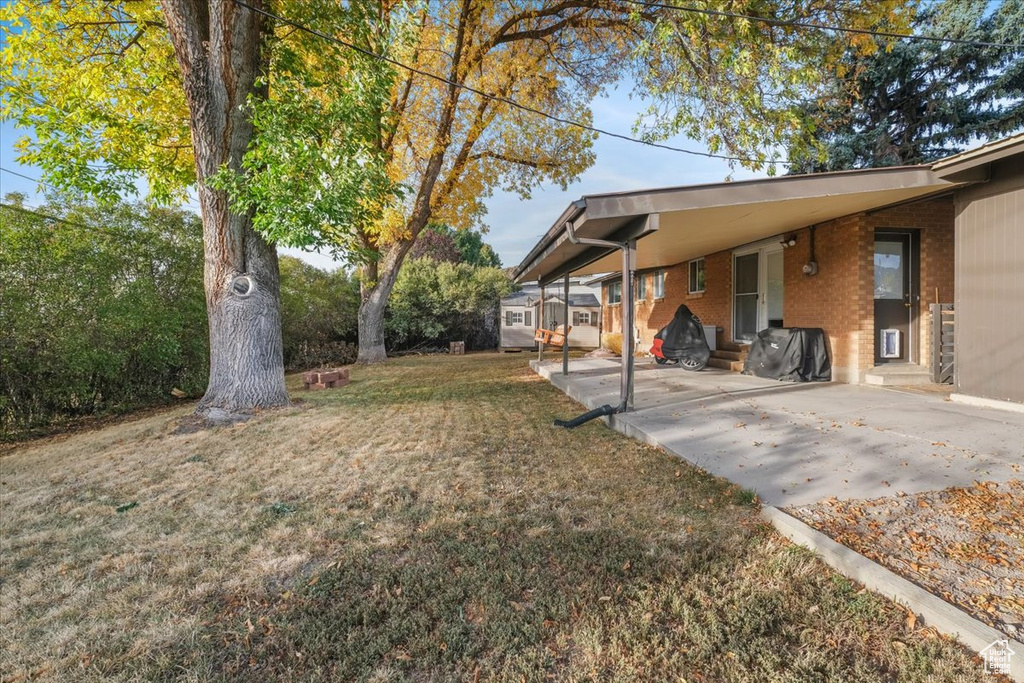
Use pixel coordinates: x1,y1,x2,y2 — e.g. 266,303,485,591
607,281,621,304
653,270,666,299
688,258,705,294
505,310,524,326
573,311,591,326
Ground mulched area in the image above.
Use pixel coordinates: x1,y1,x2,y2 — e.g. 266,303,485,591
789,479,1024,641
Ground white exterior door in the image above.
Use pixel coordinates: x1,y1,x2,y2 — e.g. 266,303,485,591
733,243,785,342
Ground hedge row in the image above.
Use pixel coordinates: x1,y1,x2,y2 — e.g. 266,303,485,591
0,200,209,438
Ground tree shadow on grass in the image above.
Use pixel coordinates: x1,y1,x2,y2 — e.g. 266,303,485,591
145,505,983,683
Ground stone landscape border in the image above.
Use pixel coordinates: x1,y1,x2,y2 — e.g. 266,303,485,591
764,506,1022,682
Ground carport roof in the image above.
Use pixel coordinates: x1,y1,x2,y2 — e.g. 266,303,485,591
513,165,961,285
932,132,1024,179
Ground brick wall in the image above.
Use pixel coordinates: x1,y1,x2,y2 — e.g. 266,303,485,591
783,215,871,382
603,252,733,350
600,197,954,382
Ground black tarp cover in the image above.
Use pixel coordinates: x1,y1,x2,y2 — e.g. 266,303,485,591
653,304,711,365
742,328,831,382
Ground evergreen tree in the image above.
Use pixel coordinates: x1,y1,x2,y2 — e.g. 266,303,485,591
790,0,1024,172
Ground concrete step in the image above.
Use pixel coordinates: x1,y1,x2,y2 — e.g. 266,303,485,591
710,349,746,362
707,357,746,372
863,364,934,386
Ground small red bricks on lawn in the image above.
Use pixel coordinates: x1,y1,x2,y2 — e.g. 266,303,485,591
304,367,351,391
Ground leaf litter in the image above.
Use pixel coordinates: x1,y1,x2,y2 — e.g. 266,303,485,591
789,479,1024,640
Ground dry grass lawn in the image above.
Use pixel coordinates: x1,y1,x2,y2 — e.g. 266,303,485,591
0,354,994,681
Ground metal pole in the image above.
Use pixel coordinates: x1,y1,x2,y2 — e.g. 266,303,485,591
537,283,545,363
562,273,570,375
562,218,639,414
621,240,636,410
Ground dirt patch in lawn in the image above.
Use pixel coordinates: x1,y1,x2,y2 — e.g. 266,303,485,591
789,480,1024,640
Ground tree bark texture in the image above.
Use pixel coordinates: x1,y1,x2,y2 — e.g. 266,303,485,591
162,0,289,415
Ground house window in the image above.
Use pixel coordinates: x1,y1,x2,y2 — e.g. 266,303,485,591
653,270,666,299
505,310,524,326
573,310,591,326
636,273,646,301
607,281,621,304
688,258,705,294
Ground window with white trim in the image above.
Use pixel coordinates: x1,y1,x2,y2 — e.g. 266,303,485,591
607,281,621,304
688,258,705,294
653,270,666,299
505,310,524,326
573,310,591,326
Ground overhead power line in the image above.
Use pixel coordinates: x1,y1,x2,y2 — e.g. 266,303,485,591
1,166,45,185
229,0,784,166
0,199,98,231
621,0,1024,50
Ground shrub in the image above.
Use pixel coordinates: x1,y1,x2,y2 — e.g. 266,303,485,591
278,256,359,370
385,258,513,351
0,197,208,438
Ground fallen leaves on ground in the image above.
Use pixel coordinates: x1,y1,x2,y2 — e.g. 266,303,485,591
790,480,1024,640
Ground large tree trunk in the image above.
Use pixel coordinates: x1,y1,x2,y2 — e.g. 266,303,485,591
357,241,412,364
163,0,289,417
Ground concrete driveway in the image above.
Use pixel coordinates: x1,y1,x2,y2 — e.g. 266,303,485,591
535,358,1024,507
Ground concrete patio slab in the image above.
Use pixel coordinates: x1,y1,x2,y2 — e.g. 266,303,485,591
534,358,1024,507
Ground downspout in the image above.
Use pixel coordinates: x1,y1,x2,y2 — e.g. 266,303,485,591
537,283,545,362
554,218,636,428
563,273,570,376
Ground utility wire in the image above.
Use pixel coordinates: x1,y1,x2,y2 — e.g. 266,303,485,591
0,200,98,231
620,0,1024,50
230,0,785,166
1,168,192,238
0,166,46,186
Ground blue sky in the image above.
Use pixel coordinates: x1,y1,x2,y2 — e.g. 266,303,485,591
0,85,762,271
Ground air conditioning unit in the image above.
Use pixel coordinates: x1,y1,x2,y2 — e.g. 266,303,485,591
703,325,717,352
880,329,901,358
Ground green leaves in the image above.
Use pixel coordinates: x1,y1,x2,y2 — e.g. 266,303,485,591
633,0,917,171
787,0,1024,171
211,0,409,263
384,258,513,350
0,198,207,436
1,1,193,204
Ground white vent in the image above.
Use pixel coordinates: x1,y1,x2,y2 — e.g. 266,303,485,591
880,329,901,358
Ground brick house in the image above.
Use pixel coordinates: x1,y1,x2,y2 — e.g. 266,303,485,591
514,165,961,385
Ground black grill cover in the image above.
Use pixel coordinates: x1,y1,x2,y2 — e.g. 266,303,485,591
742,328,831,382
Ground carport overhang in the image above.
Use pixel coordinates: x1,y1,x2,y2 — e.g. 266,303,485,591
513,166,963,286
518,165,968,425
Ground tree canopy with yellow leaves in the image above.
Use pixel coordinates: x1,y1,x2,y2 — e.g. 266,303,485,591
2,0,915,372
322,0,912,362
